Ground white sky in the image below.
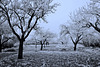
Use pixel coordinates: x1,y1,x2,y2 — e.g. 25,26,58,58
39,0,91,34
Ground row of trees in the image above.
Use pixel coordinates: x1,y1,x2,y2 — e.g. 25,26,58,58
0,0,58,59
60,0,100,51
34,28,56,50
26,28,56,50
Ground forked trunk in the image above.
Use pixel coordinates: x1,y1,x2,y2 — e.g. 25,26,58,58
18,40,23,59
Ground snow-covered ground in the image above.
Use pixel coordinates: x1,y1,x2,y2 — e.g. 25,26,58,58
23,43,84,52
0,44,100,67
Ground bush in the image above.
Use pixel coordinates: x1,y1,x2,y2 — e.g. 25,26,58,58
2,41,14,49
61,48,66,51
4,48,16,52
82,40,100,48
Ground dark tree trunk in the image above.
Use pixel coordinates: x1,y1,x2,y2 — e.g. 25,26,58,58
41,44,43,50
61,42,64,44
18,40,23,59
74,44,77,51
40,41,43,50
0,35,2,52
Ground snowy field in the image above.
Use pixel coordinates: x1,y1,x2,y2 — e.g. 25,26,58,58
0,44,100,67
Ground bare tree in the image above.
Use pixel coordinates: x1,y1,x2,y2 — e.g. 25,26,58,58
67,2,100,48
83,3,100,33
34,28,56,50
70,1,100,34
60,25,69,44
60,22,86,51
0,0,58,59
68,23,85,51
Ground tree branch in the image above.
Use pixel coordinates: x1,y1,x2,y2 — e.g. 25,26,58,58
95,17,99,27
6,11,20,40
28,12,35,28
24,18,39,39
1,38,12,45
70,35,75,44
14,10,24,33
90,23,100,32
75,34,82,44
0,2,20,40
13,24,21,29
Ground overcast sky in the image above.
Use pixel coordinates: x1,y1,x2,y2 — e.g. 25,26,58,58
39,0,91,34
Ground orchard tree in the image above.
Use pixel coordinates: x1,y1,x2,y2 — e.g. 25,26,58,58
68,10,89,51
60,22,86,51
60,25,69,44
0,0,58,59
34,28,56,50
70,1,100,34
83,2,100,33
69,24,83,51
67,2,100,48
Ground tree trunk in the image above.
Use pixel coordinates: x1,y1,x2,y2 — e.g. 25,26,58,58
18,40,23,59
41,44,43,50
61,42,64,44
74,44,77,51
40,41,43,50
0,35,2,52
